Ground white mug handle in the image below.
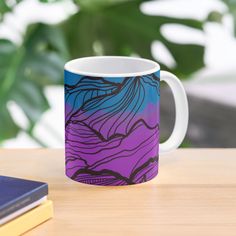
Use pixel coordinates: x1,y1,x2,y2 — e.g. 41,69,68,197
159,71,189,154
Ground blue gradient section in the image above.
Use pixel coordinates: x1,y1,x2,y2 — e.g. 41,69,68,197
65,70,160,117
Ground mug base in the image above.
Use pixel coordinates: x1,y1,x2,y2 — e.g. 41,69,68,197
65,169,158,186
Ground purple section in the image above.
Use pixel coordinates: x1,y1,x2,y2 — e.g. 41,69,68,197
66,112,159,177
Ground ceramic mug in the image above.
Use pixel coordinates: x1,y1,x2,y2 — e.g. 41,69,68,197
64,56,188,186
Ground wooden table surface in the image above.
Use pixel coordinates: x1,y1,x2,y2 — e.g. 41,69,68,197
0,149,236,236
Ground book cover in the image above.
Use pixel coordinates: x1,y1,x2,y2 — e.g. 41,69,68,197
0,196,47,225
0,200,53,236
0,176,48,220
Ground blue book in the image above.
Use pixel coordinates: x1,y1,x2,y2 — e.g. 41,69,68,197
0,176,48,221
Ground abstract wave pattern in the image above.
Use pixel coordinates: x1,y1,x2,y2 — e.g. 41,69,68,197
65,70,160,185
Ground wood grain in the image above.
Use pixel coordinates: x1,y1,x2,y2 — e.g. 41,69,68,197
0,149,236,236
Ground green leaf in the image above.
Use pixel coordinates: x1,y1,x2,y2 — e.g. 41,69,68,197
0,0,22,19
0,1,12,17
0,105,19,141
11,81,50,123
0,24,68,142
207,11,224,23
62,0,204,78
164,42,204,78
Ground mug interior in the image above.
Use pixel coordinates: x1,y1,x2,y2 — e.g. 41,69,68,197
64,56,160,77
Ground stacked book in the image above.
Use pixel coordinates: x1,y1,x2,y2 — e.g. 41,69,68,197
0,176,53,236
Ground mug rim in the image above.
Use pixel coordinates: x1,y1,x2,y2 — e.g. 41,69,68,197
64,56,160,77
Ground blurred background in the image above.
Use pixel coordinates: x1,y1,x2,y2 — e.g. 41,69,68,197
0,0,236,148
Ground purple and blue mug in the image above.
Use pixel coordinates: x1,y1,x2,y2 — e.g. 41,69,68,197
64,56,188,186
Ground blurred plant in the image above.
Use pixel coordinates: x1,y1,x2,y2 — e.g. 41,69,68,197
0,0,206,145
207,0,236,34
0,25,68,144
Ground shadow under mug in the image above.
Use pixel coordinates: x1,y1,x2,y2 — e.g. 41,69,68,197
64,56,188,186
